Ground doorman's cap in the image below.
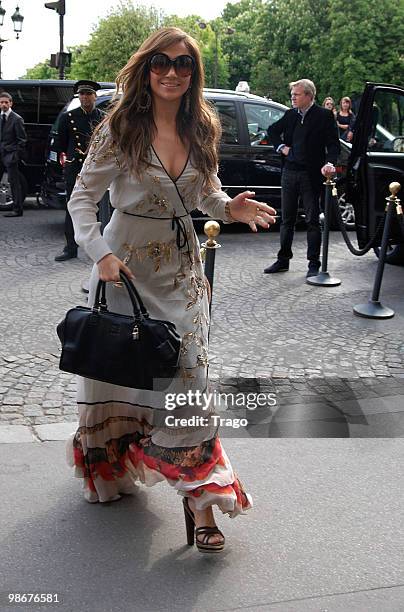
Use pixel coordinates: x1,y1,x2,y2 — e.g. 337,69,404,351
74,80,100,95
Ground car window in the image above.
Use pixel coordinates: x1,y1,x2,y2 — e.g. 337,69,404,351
245,103,285,146
211,100,239,145
3,85,40,123
0,83,74,124
367,90,404,153
39,85,74,124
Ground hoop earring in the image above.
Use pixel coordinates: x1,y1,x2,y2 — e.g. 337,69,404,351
137,88,151,113
184,87,191,114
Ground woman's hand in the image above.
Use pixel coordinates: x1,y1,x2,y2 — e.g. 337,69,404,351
97,253,135,282
228,191,277,233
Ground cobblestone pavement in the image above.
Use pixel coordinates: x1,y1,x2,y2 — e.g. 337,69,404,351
1,207,403,435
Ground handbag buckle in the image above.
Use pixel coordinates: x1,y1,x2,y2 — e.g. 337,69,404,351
92,304,107,313
132,325,139,340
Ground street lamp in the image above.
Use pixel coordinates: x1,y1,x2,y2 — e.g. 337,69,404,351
198,21,234,89
44,1,67,80
0,3,24,78
0,3,6,27
11,5,23,39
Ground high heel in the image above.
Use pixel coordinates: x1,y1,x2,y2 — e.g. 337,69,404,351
182,498,225,554
183,498,195,546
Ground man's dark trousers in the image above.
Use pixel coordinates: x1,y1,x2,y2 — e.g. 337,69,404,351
0,161,22,214
63,162,80,253
278,168,321,264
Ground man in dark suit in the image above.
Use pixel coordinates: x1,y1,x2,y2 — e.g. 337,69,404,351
0,92,27,217
265,79,340,277
54,80,104,262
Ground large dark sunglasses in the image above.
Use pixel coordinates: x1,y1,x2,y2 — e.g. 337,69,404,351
149,53,195,77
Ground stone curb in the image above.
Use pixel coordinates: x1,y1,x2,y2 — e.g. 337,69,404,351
0,421,78,444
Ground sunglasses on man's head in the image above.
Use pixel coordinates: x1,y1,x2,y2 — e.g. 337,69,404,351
149,53,195,77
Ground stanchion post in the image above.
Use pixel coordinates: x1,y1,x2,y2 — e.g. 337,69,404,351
201,220,221,315
306,174,341,286
353,182,401,319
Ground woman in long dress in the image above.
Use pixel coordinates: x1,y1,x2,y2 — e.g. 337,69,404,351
66,27,275,553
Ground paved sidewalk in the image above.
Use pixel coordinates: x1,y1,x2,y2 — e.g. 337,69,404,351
1,209,404,611
0,209,403,438
0,438,403,612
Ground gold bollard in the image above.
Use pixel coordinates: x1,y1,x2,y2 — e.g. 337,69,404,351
202,220,221,248
201,221,221,312
388,181,402,215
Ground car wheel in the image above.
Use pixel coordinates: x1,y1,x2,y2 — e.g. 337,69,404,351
331,191,355,230
0,171,28,209
374,243,404,266
329,190,355,231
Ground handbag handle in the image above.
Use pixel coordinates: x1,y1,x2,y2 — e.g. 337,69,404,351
118,272,149,318
93,271,149,321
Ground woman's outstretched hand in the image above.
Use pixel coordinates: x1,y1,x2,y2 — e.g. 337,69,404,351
97,253,135,282
228,191,277,232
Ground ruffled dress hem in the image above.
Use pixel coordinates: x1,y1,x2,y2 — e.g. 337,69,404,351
66,433,252,518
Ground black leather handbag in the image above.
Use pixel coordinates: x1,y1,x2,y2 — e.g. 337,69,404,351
56,272,181,390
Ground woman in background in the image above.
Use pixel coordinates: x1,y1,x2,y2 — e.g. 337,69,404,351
322,96,336,117
337,96,355,141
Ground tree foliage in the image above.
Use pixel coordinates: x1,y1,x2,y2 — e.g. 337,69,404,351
21,61,60,80
21,0,404,105
314,0,404,101
253,0,329,99
69,1,161,81
221,0,265,89
254,0,404,102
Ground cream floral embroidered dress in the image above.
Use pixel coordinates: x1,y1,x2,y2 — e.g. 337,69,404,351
66,126,252,517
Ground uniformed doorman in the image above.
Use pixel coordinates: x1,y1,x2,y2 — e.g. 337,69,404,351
54,80,104,261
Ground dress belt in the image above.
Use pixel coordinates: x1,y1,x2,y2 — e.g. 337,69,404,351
122,211,192,261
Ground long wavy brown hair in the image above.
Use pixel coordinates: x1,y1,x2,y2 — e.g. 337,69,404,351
104,27,221,190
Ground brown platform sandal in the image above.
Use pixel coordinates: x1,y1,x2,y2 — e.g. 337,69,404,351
183,498,225,554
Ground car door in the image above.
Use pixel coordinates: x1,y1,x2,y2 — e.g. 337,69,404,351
209,98,247,199
346,82,404,250
241,101,287,209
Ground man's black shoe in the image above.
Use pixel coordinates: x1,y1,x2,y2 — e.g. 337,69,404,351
3,211,23,217
55,249,78,262
306,262,321,278
264,260,289,274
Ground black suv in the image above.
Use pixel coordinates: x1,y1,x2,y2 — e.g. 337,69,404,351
0,79,114,208
42,88,289,212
